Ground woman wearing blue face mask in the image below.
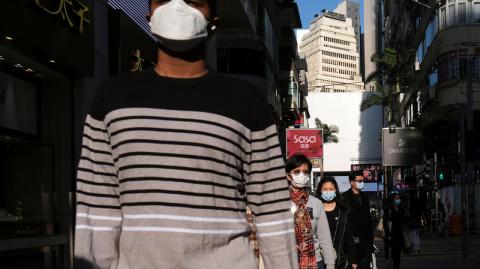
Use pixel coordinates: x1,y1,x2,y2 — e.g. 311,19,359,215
384,193,407,269
317,177,358,269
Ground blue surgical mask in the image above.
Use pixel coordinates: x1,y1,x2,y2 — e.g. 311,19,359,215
356,181,364,190
321,191,336,202
394,199,401,206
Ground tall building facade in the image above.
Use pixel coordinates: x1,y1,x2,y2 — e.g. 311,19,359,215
383,0,480,235
300,11,364,93
334,0,361,54
363,0,383,89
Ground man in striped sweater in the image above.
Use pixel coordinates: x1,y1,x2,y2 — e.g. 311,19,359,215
74,0,298,268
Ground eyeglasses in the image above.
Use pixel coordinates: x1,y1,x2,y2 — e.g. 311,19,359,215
353,180,364,183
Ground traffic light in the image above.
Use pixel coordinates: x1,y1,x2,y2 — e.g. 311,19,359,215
436,165,450,186
424,159,432,181
438,170,446,182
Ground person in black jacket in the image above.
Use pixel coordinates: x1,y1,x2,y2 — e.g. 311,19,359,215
341,171,374,269
317,177,358,269
384,193,407,269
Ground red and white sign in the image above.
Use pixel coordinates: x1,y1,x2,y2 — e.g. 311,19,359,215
286,129,323,159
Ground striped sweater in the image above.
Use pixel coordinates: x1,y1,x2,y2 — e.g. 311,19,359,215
74,70,298,269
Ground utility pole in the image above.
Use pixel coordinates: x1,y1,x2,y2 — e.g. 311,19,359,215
434,152,438,213
463,56,474,258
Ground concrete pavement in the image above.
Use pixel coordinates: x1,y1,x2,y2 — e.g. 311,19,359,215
374,235,480,269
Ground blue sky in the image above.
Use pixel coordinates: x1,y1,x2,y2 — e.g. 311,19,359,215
296,0,364,31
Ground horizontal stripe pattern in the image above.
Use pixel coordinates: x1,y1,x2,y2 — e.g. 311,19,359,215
76,103,296,268
122,226,246,235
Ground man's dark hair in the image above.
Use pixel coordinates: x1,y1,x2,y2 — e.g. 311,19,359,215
348,170,364,181
285,154,312,174
149,0,217,17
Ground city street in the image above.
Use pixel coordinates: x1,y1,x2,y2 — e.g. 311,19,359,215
375,236,480,269
1,0,480,268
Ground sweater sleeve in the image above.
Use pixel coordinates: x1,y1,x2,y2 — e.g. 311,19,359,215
74,86,122,269
245,95,298,269
316,201,336,269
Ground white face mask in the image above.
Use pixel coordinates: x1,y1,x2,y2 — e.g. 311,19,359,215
356,181,365,191
150,0,209,51
291,173,310,188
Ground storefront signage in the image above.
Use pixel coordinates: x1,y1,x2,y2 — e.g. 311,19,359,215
1,1,94,75
382,128,423,166
286,128,323,159
34,0,91,33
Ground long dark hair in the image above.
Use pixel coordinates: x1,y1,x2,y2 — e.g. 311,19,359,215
316,177,341,199
316,176,350,210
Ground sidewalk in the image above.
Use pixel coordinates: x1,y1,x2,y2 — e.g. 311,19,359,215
374,235,480,269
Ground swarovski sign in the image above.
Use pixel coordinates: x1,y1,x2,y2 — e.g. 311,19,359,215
382,128,423,166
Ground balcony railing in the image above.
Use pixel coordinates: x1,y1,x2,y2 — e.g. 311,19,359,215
417,0,480,65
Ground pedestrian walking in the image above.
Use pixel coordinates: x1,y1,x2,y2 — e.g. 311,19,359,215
408,195,422,255
286,155,336,269
74,1,297,268
317,177,358,269
341,171,374,269
384,193,408,269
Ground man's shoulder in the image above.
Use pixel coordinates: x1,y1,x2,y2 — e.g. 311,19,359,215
341,189,353,198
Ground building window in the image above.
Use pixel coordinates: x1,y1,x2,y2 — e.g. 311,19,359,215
473,56,480,80
438,54,448,82
459,49,468,79
474,2,480,23
429,68,438,89
448,50,458,80
458,2,467,24
440,7,447,29
425,23,434,50
448,4,456,26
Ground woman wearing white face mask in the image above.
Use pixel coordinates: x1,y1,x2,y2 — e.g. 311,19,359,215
286,155,336,269
317,177,358,269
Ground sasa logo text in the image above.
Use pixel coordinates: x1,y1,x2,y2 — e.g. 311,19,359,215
293,135,317,144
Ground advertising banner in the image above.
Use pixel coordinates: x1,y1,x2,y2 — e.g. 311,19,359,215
286,129,323,159
351,164,382,183
382,128,423,166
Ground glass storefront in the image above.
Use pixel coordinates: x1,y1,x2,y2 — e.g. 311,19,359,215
0,63,70,269
0,71,56,239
